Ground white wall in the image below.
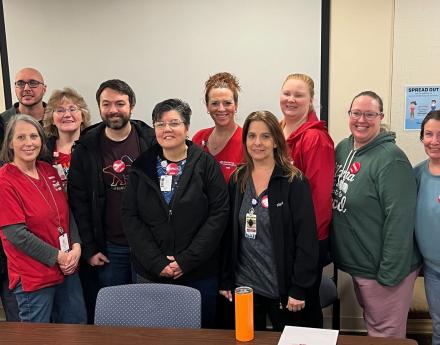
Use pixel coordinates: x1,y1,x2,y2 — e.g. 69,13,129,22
3,0,322,135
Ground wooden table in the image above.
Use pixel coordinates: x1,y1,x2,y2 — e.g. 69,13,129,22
0,323,418,345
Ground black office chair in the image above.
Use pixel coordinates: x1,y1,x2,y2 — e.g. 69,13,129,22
319,262,340,330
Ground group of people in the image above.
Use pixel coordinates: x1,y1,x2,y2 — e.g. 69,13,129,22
0,67,438,343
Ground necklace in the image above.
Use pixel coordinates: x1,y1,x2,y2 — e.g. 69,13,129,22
208,125,237,152
21,168,64,235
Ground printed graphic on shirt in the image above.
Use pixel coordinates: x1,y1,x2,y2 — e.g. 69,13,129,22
219,160,237,171
52,151,71,191
48,175,63,192
103,155,134,191
332,161,358,213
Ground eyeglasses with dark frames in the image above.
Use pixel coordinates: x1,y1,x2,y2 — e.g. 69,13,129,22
348,110,383,120
15,80,44,89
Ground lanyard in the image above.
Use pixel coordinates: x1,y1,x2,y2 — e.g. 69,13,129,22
22,168,64,235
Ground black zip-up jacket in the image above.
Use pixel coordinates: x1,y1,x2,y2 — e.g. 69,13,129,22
68,120,155,260
221,165,319,301
121,141,229,283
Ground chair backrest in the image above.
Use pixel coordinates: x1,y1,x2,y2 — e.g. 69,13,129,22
319,275,338,308
94,283,201,328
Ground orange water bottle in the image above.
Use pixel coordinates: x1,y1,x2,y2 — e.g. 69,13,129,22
235,286,254,341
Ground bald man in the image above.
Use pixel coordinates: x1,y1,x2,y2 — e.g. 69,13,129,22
0,67,47,126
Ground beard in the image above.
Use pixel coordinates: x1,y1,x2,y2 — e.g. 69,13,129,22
103,113,130,130
19,94,44,107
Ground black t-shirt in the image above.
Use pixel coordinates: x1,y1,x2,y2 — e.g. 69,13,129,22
236,177,279,298
100,127,140,245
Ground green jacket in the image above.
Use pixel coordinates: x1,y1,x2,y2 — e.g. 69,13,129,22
331,130,420,286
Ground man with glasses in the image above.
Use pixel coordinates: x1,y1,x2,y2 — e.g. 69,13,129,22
68,79,155,322
0,67,47,126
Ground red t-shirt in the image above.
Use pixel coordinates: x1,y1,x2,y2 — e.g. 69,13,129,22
0,162,69,292
192,126,243,182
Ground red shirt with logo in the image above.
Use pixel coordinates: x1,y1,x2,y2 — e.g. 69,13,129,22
0,162,69,292
192,126,243,182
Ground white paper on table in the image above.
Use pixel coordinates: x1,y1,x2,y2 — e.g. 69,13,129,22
277,326,339,345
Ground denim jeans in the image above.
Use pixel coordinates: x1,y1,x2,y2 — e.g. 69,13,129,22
185,276,218,329
14,272,87,323
424,265,440,345
97,242,136,287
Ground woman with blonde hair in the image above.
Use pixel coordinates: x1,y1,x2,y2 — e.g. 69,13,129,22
220,110,318,330
279,73,334,327
193,72,243,181
43,87,91,188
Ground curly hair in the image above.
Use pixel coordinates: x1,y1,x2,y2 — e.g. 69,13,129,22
43,87,91,138
204,72,241,104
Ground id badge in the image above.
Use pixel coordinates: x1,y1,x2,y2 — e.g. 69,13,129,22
245,212,257,239
160,175,172,192
59,233,70,252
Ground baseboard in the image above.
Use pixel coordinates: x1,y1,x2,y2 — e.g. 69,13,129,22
324,316,432,335
407,319,432,334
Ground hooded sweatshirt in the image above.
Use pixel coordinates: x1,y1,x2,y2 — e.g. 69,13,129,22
331,130,420,286
284,111,334,241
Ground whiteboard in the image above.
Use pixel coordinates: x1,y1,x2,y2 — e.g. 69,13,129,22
2,0,323,136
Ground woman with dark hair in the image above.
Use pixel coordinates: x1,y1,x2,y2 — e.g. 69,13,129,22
43,87,91,189
192,72,243,181
414,110,440,345
122,99,229,328
332,91,420,338
0,114,86,323
220,110,318,331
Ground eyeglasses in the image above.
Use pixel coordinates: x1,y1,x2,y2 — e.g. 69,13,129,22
15,80,44,89
55,106,79,115
154,120,185,130
348,110,383,120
